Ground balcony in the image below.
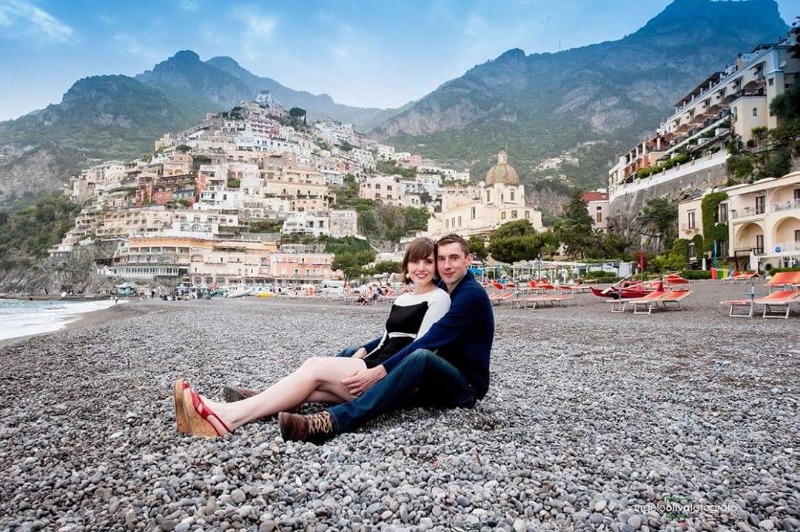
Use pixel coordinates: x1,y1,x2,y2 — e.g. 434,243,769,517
730,206,766,220
771,199,800,213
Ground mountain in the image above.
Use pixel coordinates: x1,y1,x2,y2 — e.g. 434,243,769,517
376,0,790,190
0,75,200,201
207,56,411,131
0,51,403,205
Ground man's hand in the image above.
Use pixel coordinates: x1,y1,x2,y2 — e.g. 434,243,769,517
352,347,368,359
342,365,387,396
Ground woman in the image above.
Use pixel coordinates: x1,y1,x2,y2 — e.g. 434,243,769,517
175,237,450,437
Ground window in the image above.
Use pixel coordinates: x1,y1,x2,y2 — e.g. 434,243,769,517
756,234,764,255
511,210,518,219
687,211,696,229
471,207,476,219
486,191,491,203
510,191,515,202
596,211,602,223
795,229,800,243
768,78,774,86
688,243,696,258
501,212,506,220
755,195,765,215
458,216,462,227
752,108,758,117
718,203,728,223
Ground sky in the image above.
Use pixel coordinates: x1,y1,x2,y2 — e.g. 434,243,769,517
0,0,798,122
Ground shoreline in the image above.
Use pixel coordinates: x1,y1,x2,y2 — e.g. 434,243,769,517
0,299,129,349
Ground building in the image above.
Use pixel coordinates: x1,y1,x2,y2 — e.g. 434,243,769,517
427,149,544,239
582,191,610,232
281,211,330,238
608,34,800,230
677,172,800,269
329,209,358,238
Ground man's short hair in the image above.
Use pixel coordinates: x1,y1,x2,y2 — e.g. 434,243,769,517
436,233,470,257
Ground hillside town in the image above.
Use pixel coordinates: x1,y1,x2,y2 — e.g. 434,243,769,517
47,90,547,292
44,28,800,293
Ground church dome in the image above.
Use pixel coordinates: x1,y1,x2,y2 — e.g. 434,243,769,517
485,149,519,186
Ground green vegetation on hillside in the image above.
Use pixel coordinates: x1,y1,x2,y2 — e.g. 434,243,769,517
0,194,80,267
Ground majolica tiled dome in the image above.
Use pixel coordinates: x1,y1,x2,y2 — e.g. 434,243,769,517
485,149,519,186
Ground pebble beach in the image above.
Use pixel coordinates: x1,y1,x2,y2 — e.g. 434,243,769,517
0,280,798,532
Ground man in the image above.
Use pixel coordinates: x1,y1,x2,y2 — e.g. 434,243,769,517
273,233,495,442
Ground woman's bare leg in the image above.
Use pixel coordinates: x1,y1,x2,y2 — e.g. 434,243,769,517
197,357,367,432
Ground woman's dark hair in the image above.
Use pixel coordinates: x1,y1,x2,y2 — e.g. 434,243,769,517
401,238,436,283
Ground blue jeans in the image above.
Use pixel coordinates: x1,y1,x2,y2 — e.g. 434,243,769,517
328,348,476,434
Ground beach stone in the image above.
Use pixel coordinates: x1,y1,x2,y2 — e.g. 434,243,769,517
628,514,643,529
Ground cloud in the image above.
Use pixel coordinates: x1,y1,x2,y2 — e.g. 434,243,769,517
178,0,199,12
113,32,164,62
0,0,79,45
232,6,278,60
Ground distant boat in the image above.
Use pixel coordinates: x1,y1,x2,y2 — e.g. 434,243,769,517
223,285,252,298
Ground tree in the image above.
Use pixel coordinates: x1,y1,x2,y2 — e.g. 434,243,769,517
289,107,307,126
368,260,401,275
555,190,595,259
488,219,555,264
638,198,678,252
599,231,630,259
467,236,487,260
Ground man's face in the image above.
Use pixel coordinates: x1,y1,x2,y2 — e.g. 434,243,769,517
437,242,473,289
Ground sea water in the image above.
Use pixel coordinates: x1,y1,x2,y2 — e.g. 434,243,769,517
0,298,119,342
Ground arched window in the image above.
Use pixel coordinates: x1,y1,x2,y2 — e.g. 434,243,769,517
752,108,758,117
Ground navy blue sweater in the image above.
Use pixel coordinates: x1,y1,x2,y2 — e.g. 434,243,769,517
362,271,495,398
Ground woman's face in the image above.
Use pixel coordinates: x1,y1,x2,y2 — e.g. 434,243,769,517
406,252,436,289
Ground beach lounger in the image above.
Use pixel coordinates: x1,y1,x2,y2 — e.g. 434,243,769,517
609,289,664,313
721,298,756,318
489,292,514,305
755,289,800,319
512,294,573,309
766,272,800,292
616,289,691,314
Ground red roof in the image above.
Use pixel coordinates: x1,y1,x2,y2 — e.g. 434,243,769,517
582,191,608,202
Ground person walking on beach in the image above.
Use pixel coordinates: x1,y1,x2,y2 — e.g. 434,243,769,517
278,233,494,442
175,237,451,438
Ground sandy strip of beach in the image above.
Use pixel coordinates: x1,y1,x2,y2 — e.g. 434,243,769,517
0,280,797,531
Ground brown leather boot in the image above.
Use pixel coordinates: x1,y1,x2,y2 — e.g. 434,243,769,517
279,411,334,442
222,385,258,402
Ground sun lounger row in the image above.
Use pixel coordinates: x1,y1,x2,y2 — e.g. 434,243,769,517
609,290,692,314
721,271,759,284
511,294,574,309
721,289,800,319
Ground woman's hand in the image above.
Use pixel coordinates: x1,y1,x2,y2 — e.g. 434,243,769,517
342,365,387,396
352,347,368,359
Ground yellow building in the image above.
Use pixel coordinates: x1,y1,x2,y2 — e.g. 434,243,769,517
678,171,800,268
427,149,544,239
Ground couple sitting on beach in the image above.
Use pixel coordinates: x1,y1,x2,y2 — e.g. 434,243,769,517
173,233,495,442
